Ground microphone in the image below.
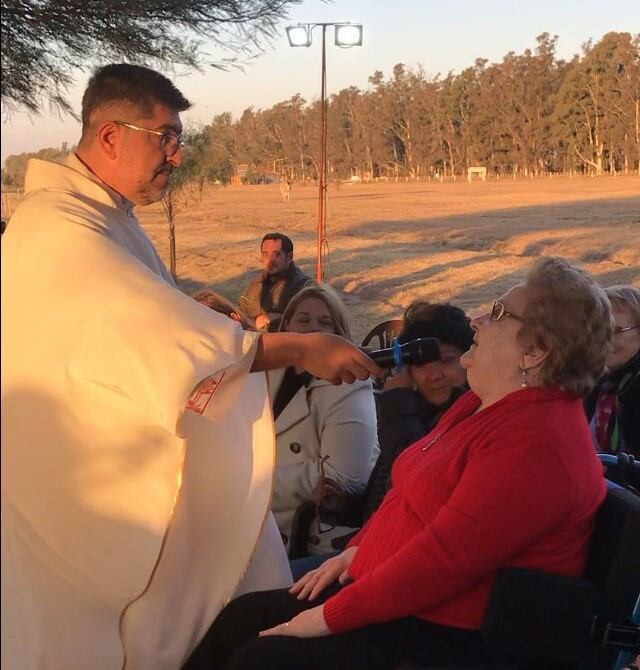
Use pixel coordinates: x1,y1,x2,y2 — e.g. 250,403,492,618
364,337,441,369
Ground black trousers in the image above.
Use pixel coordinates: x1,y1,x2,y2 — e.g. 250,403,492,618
182,584,483,670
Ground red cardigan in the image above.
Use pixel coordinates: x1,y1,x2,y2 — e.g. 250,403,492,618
323,386,606,633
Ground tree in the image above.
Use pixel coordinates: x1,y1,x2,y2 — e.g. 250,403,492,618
1,0,302,115
554,33,639,174
161,129,209,280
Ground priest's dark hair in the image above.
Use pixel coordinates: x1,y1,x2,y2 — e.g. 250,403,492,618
81,63,191,131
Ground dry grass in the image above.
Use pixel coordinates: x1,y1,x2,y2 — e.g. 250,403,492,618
5,175,638,341
136,175,639,340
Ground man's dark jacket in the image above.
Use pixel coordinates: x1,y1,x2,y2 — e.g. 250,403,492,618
239,262,310,331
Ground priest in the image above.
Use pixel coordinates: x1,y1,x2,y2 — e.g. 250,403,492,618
1,63,380,670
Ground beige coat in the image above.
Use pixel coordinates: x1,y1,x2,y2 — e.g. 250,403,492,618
269,369,379,555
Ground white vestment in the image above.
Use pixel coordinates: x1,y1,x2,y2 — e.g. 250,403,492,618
1,155,291,670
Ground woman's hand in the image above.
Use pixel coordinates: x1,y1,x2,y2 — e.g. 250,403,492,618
259,605,330,638
289,546,357,601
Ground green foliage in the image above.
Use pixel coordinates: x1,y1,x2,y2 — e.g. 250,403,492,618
0,0,302,115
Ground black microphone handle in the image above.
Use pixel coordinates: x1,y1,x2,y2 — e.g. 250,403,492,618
364,348,397,368
364,338,441,368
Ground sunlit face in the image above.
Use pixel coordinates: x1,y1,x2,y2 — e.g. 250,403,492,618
409,343,467,406
261,239,292,276
117,103,183,205
607,306,640,370
284,297,337,334
461,284,528,400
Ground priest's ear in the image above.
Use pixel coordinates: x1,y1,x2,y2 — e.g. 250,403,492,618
95,121,122,160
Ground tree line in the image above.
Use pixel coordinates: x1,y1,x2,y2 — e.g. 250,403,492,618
3,31,639,188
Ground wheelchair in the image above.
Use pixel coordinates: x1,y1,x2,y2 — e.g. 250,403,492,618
417,453,640,670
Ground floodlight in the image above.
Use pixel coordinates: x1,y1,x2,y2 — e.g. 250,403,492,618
334,24,362,48
286,25,311,47
285,20,364,281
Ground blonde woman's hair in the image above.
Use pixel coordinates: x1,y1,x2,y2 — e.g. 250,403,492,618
279,282,352,341
519,257,613,396
605,285,640,323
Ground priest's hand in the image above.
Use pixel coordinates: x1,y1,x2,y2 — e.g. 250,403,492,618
252,332,382,384
259,605,330,638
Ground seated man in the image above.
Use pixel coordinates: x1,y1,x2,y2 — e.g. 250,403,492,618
239,233,310,331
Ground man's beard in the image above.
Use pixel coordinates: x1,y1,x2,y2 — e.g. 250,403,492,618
136,168,172,205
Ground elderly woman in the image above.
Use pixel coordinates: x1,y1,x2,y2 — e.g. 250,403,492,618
270,283,379,556
182,257,610,670
585,285,640,457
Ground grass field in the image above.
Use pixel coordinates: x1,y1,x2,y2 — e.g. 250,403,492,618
136,175,639,339
4,175,639,340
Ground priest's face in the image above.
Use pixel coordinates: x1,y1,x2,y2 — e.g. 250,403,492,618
117,104,184,205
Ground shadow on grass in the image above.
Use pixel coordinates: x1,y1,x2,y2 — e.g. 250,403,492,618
174,194,639,324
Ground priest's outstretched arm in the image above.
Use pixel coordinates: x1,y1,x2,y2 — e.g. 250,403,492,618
251,332,382,385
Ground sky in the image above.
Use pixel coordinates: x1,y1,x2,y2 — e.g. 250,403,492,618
1,0,638,165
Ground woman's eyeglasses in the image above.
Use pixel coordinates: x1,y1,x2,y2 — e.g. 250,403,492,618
613,324,639,335
114,120,185,156
490,300,524,323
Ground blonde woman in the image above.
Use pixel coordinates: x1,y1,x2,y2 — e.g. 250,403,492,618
270,284,379,556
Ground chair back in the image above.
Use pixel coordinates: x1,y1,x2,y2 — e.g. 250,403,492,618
581,486,640,670
479,486,640,669
361,319,404,349
586,486,640,621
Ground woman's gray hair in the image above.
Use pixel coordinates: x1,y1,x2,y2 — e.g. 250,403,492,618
519,257,613,396
279,282,352,341
605,285,640,323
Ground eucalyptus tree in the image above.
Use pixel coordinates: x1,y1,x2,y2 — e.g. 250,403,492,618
554,32,639,174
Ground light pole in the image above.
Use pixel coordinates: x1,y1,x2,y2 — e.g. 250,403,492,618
286,22,363,282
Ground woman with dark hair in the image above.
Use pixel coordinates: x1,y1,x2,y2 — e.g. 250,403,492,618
317,302,474,540
183,257,610,670
369,302,474,518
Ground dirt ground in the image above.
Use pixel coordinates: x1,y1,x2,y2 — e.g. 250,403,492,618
135,175,639,341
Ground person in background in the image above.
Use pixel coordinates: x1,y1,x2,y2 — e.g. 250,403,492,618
182,256,611,670
585,284,640,458
239,233,310,331
193,289,253,329
270,284,379,557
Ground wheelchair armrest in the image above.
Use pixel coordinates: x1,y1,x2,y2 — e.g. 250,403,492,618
481,567,600,665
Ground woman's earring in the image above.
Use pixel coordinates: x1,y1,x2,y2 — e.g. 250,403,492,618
520,366,528,388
